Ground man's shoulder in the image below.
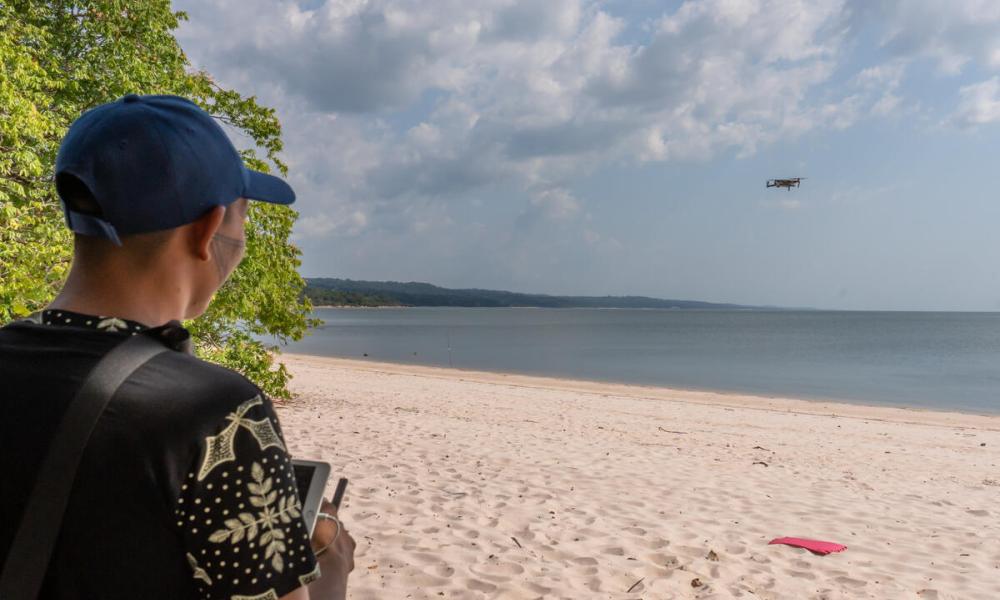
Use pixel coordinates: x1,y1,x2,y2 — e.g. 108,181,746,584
0,316,273,427
152,349,257,391
136,349,269,421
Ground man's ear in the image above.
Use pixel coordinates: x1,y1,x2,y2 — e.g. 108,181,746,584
189,205,226,261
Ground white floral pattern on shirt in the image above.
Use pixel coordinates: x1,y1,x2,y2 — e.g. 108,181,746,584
174,395,319,599
37,309,147,335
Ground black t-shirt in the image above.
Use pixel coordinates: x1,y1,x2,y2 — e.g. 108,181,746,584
0,309,319,599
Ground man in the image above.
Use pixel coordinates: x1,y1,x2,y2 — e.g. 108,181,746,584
0,94,355,599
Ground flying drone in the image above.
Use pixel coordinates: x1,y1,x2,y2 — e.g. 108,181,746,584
766,178,804,190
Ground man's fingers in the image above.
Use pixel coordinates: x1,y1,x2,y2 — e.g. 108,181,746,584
320,498,338,517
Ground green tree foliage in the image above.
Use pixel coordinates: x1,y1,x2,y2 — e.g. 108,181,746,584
0,0,318,399
302,287,403,307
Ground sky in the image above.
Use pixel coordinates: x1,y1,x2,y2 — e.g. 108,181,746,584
173,0,1000,311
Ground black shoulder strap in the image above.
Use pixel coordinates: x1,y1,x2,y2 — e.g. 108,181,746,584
0,332,171,600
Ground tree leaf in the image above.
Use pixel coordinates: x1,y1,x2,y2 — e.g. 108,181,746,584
0,1,314,400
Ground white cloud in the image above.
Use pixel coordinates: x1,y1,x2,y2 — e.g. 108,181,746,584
172,0,1000,278
951,77,1000,128
530,188,580,220
861,0,1000,75
854,62,905,118
177,0,863,232
842,1,1000,126
292,208,368,240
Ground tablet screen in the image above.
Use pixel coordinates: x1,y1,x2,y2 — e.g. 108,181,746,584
291,459,330,535
293,463,315,504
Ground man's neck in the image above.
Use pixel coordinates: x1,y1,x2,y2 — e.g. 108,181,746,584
47,267,188,329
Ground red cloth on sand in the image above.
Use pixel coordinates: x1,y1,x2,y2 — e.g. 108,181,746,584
768,537,847,555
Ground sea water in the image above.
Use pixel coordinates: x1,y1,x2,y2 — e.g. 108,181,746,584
272,308,1000,414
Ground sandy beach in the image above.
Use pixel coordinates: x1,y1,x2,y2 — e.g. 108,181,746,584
276,354,1000,599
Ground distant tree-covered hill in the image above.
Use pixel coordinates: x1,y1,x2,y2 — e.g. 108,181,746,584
302,288,403,307
303,278,755,309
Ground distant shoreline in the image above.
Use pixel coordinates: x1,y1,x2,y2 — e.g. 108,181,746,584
312,304,402,309
303,277,759,310
279,353,1000,431
279,350,1000,417
310,305,770,311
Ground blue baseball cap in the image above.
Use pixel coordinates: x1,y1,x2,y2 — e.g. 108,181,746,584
55,94,295,246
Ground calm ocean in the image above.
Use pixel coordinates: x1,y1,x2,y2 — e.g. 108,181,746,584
275,308,1000,414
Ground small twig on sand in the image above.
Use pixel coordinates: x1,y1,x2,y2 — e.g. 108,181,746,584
752,445,771,451
752,461,769,467
511,536,522,548
626,577,645,593
658,427,688,434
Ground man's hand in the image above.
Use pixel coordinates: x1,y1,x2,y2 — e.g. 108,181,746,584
308,499,356,600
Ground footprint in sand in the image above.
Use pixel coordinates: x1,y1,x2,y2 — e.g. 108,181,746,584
646,553,680,568
568,563,600,577
637,537,671,550
523,582,552,595
409,552,442,565
469,561,526,579
432,564,455,577
465,578,497,593
783,568,815,580
834,575,867,587
475,517,499,528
